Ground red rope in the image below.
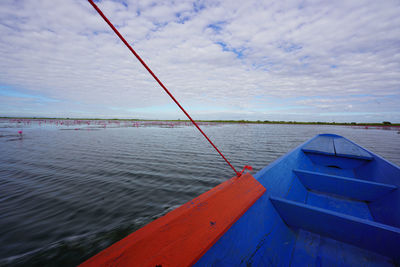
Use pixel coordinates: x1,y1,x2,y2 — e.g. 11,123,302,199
239,165,253,176
88,0,248,177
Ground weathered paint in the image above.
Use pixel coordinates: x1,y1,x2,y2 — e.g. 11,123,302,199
79,172,266,267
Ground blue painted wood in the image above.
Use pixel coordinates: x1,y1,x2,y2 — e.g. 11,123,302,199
294,169,397,201
307,191,374,220
369,190,400,229
194,194,297,267
291,230,395,267
306,152,368,171
302,135,335,156
270,197,400,260
285,171,308,202
334,137,373,160
196,139,314,266
354,148,400,228
194,134,399,266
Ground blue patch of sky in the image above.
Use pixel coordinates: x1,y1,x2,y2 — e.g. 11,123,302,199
175,12,191,24
151,21,169,32
230,48,245,59
0,85,59,103
193,1,206,12
207,21,226,33
330,64,338,69
215,41,245,59
216,41,228,51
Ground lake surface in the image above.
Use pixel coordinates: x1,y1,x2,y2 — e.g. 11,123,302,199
0,119,399,266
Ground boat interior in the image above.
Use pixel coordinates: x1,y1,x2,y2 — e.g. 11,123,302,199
195,134,400,266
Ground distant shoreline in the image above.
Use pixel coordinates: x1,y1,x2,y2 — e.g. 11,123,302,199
1,117,399,126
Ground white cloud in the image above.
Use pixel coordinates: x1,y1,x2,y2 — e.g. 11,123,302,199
0,0,399,122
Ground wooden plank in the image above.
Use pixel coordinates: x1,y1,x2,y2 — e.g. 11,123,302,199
80,173,266,267
302,135,335,156
294,169,397,201
306,191,374,220
290,229,395,266
270,197,400,260
334,137,373,160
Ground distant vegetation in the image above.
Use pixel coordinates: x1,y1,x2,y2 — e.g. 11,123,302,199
1,117,398,126
195,120,399,126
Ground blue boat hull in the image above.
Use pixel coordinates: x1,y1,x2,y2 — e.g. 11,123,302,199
196,134,400,266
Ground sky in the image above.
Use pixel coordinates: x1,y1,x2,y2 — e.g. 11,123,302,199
0,0,399,122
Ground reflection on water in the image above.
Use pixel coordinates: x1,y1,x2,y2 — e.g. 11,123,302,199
0,119,399,266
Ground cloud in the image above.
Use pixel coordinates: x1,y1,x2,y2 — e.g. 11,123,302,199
0,0,399,122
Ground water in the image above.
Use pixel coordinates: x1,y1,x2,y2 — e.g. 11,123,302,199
0,119,399,266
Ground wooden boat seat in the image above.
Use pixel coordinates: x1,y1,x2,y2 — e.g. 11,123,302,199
334,137,374,160
294,169,397,201
270,197,400,261
302,135,373,161
302,135,335,156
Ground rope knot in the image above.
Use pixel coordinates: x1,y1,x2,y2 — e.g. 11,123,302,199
238,165,253,177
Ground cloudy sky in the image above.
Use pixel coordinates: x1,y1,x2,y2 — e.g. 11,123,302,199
0,0,399,122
